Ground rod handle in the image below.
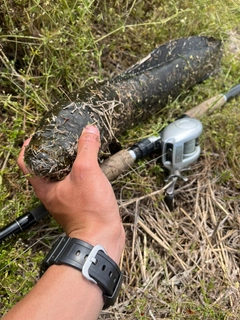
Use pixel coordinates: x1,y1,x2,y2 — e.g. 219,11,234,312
100,150,135,181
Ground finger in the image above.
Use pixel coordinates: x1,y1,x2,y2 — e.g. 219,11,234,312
17,138,32,176
71,125,101,178
76,125,100,166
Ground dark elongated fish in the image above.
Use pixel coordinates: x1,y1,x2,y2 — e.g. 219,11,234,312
25,36,222,181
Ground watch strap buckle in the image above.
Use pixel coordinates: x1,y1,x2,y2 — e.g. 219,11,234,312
82,244,107,284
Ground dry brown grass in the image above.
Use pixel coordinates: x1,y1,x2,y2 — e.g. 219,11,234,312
99,151,240,319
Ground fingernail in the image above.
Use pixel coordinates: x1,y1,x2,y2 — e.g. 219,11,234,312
82,125,100,136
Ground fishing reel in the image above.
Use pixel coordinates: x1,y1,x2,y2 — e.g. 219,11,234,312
160,116,203,209
130,116,203,175
161,116,203,178
129,116,203,209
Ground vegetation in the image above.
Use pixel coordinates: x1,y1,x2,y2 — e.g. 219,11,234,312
0,0,240,318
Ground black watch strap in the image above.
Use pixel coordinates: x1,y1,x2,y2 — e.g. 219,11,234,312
40,236,123,309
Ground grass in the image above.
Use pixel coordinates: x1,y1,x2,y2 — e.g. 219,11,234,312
0,0,240,318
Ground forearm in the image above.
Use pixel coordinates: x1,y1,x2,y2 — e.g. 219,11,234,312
3,225,125,320
3,264,104,320
7,125,126,320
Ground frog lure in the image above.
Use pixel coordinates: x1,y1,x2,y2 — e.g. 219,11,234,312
24,36,222,181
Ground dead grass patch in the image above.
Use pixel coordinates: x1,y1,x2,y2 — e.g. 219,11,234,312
99,153,240,319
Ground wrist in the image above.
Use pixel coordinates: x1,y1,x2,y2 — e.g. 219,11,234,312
68,224,125,264
40,236,124,309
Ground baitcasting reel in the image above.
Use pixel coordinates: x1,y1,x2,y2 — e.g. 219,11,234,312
161,117,202,178
160,117,203,209
130,116,203,174
129,116,203,209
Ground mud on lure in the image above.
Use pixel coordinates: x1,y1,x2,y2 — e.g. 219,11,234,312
24,36,222,181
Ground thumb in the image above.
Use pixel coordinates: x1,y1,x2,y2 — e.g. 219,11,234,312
70,125,101,178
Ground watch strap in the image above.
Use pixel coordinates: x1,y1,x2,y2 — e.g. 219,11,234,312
40,236,123,309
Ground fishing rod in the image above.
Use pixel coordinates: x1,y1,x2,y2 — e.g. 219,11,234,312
0,84,240,242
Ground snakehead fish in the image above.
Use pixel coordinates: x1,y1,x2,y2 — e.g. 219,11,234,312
24,36,222,181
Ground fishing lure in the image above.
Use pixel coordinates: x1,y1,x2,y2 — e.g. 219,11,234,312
24,36,222,181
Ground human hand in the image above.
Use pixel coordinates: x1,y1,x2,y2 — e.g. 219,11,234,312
17,125,125,263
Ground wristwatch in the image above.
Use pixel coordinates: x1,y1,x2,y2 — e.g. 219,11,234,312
40,236,123,309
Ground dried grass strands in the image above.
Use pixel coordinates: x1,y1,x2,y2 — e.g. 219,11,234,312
138,218,188,270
